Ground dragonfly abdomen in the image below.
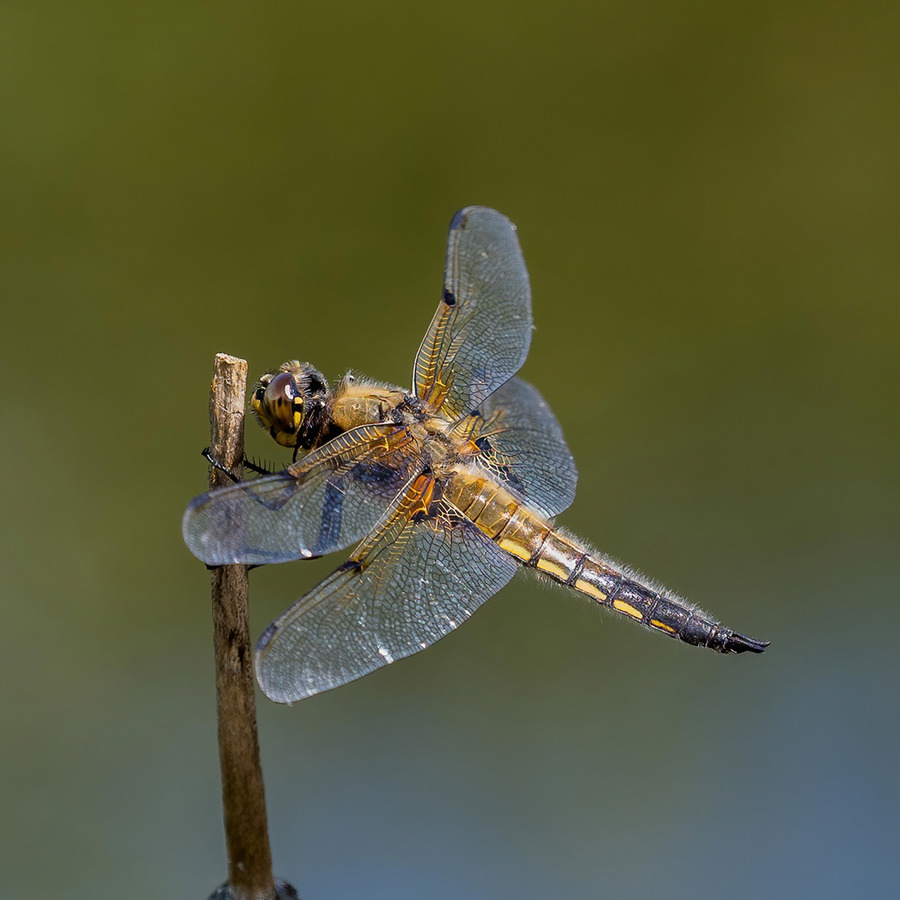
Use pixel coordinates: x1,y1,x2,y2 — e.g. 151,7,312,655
538,529,768,654
446,471,768,656
538,530,768,654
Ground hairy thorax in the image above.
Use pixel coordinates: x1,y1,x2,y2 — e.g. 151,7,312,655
320,375,477,481
328,377,407,433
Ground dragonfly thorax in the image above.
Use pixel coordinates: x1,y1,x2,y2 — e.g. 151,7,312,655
328,375,408,435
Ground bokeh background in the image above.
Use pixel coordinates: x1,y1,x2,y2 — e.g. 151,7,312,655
3,2,898,898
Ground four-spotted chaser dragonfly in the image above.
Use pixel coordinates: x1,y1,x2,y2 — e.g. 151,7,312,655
183,207,768,703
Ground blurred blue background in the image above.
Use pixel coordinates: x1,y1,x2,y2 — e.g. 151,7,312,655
3,2,898,898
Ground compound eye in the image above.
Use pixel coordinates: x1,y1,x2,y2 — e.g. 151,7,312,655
261,371,304,443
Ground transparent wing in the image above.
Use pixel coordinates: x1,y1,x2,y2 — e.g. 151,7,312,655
255,474,519,703
414,207,532,421
183,424,423,565
455,377,577,517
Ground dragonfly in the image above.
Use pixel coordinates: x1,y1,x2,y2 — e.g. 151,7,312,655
183,207,768,704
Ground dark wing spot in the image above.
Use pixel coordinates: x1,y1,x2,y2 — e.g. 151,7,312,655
442,288,456,307
256,621,279,651
316,480,345,554
474,436,493,454
473,436,526,495
314,462,400,553
353,461,400,487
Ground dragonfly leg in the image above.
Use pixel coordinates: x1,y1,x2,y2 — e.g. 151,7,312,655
201,447,277,480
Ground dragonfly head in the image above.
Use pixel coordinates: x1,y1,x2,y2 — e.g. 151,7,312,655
251,362,330,449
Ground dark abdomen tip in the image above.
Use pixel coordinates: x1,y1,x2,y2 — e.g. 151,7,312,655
720,631,770,654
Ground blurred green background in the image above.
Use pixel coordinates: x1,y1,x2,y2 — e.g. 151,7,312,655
3,2,898,898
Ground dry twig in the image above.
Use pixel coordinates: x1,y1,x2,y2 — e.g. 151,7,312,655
204,353,297,900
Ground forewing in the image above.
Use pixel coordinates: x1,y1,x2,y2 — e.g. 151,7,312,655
456,377,577,517
414,207,532,421
182,424,423,565
255,476,519,703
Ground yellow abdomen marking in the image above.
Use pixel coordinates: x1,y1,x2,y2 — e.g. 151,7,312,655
498,537,532,561
650,619,675,633
613,599,643,620
575,579,607,601
535,558,569,579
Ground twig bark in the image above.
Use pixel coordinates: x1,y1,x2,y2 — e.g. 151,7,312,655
205,353,281,900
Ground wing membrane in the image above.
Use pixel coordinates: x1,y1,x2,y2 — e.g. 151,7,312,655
255,475,519,703
414,207,532,420
182,424,423,565
455,377,577,517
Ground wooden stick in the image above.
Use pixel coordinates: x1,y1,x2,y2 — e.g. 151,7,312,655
206,353,279,900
